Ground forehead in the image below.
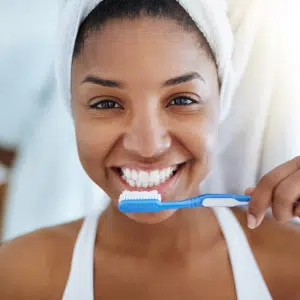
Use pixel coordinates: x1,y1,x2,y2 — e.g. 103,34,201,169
72,17,215,82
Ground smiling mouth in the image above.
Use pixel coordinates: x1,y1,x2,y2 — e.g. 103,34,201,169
114,163,185,189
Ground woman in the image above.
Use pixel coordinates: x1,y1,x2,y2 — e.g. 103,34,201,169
1,0,300,299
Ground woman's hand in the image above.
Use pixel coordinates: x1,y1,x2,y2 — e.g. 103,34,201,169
245,156,300,229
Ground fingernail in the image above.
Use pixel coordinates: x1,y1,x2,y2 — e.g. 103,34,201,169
245,187,255,195
247,214,257,229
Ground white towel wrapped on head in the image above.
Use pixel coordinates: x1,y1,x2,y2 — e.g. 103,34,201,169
55,0,235,123
202,0,300,195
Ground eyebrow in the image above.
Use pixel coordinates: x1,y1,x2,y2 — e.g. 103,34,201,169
81,71,204,88
81,76,124,88
163,72,205,87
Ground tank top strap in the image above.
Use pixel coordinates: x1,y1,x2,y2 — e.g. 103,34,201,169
213,208,272,300
62,211,100,300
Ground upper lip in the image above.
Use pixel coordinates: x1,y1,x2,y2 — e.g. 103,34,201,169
113,162,186,171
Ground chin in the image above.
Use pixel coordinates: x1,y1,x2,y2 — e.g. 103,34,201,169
125,209,178,225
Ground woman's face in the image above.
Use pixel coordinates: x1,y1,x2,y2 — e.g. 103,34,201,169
71,17,220,224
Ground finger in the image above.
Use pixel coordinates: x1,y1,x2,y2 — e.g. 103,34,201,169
245,187,255,195
272,169,300,222
247,156,300,229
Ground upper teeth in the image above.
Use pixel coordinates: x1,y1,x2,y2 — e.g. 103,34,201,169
121,166,178,188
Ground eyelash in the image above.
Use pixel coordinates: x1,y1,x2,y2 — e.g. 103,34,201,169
167,96,198,107
89,96,199,110
89,100,122,110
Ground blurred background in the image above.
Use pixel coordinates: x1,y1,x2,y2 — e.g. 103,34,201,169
0,0,299,242
0,0,109,241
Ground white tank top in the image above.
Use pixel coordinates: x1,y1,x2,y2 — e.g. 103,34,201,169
62,208,272,299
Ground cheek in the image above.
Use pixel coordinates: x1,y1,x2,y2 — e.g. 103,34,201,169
178,107,219,192
179,109,218,160
185,125,217,179
200,102,219,155
182,120,218,196
74,116,119,175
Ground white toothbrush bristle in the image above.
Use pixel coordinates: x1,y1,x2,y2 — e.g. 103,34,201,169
119,190,161,202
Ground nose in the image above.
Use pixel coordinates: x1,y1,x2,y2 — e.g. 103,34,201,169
123,107,171,158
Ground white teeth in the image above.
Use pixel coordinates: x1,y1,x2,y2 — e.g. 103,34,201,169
159,169,166,180
142,182,148,188
167,167,174,178
131,170,138,181
153,177,160,186
159,177,165,184
120,165,180,188
139,171,149,182
128,180,135,187
124,168,131,178
149,170,160,183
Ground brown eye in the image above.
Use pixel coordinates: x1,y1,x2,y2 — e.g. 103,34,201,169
168,96,198,107
89,99,123,110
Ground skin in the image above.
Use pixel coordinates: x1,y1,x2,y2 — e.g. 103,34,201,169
0,17,300,300
72,17,219,224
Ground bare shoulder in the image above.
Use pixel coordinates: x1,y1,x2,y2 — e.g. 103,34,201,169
0,219,83,300
233,208,300,300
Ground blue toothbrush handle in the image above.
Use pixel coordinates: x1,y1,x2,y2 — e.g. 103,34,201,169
119,193,251,213
160,194,250,209
192,194,250,208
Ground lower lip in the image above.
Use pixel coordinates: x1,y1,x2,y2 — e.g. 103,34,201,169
112,165,184,200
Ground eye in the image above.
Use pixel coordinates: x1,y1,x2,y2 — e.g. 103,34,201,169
167,96,198,107
89,99,122,110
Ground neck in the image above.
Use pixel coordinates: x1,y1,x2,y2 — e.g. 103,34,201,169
97,204,222,259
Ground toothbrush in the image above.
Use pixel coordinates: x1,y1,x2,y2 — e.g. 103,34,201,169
118,190,250,213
